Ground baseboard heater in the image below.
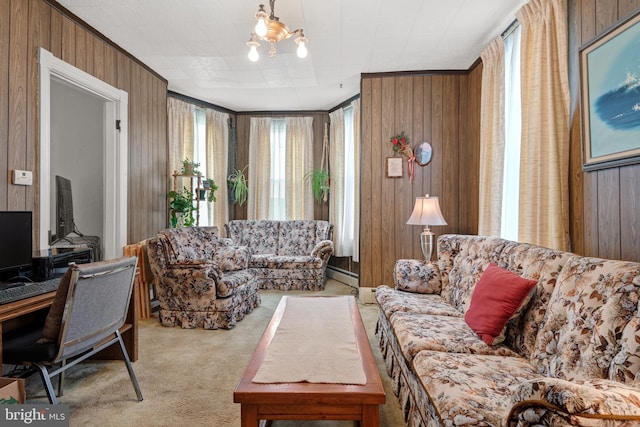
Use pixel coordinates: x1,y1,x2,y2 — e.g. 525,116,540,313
326,266,359,288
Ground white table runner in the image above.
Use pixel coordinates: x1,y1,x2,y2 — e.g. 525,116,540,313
252,296,367,385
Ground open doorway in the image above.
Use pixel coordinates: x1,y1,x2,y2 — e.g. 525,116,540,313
38,48,128,260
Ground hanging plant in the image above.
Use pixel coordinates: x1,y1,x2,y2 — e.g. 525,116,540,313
304,169,330,203
227,166,248,207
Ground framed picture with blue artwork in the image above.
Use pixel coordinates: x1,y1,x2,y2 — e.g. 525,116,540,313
580,10,640,171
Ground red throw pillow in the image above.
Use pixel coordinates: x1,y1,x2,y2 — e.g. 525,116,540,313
464,263,537,346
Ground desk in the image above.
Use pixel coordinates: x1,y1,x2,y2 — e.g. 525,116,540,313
0,287,138,367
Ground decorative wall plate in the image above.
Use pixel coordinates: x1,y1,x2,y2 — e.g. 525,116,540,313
415,142,433,166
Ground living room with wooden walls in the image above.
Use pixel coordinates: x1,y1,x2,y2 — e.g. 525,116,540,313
359,68,481,288
568,0,640,262
0,0,168,248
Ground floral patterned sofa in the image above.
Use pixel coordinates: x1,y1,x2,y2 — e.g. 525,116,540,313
223,220,333,291
376,234,640,426
146,226,260,329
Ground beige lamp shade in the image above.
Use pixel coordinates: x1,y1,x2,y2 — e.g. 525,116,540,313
406,195,447,226
406,195,447,261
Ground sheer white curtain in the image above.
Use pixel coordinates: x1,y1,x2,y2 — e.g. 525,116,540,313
248,117,272,219
329,99,360,261
167,98,195,177
351,99,361,262
501,25,522,241
517,0,570,250
477,37,505,237
285,117,314,220
205,109,229,231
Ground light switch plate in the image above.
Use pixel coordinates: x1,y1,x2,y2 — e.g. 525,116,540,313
13,170,33,186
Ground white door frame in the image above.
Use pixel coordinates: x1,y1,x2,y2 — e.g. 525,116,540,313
38,47,128,259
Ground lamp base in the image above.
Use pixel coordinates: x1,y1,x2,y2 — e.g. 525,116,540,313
419,227,435,262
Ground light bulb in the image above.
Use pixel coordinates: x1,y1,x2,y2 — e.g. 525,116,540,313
296,41,307,58
248,45,259,62
295,36,308,59
255,18,268,37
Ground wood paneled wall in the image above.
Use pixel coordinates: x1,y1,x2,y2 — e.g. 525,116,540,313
231,112,330,223
359,68,481,288
569,1,640,261
0,0,168,248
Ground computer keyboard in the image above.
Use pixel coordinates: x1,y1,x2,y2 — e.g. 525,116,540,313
0,278,61,305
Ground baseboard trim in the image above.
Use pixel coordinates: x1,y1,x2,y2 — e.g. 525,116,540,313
326,267,359,288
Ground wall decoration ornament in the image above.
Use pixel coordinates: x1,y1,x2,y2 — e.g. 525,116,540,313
415,142,433,166
390,131,416,182
386,157,403,178
580,10,640,171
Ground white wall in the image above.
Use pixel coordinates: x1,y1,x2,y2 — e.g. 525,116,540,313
50,78,104,241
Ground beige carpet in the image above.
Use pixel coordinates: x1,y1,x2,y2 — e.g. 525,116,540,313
20,280,404,427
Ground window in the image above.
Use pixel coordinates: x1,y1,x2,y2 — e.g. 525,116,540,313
500,24,522,241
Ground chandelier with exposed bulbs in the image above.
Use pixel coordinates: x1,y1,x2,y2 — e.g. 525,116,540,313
247,0,308,62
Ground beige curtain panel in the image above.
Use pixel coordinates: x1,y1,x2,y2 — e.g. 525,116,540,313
205,109,229,231
247,117,272,220
517,0,570,251
478,37,506,237
285,117,314,220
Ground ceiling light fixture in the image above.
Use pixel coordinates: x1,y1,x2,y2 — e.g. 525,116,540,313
247,0,308,62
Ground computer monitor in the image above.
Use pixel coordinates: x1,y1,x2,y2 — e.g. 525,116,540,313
0,211,33,275
56,175,75,240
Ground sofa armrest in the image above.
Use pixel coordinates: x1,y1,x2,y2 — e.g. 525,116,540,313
215,245,250,272
506,377,640,425
157,261,221,302
393,259,442,294
311,240,334,264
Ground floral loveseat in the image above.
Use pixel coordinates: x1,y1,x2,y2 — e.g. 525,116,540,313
223,220,333,291
146,226,260,329
376,234,640,426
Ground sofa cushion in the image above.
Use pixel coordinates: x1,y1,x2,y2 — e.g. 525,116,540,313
249,254,322,269
532,255,640,382
226,220,281,255
412,350,538,426
376,286,461,318
464,263,537,346
389,311,520,362
496,241,571,358
439,235,510,313
276,220,328,256
160,226,220,261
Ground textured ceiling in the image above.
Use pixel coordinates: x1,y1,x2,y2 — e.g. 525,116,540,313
56,0,527,112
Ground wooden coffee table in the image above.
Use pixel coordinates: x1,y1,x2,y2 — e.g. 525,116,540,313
234,296,386,427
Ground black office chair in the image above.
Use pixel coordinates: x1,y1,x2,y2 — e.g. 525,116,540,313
2,256,143,404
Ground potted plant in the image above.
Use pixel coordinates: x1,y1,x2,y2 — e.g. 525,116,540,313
228,166,248,207
304,168,330,203
167,187,195,227
200,178,219,203
180,158,200,176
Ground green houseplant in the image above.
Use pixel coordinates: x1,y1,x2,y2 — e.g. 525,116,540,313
180,158,200,176
304,168,330,203
167,187,195,227
228,166,248,207
200,178,219,203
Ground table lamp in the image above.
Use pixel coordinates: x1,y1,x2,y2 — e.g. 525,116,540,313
406,194,447,261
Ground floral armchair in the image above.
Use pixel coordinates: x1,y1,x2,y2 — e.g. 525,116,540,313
146,226,260,329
